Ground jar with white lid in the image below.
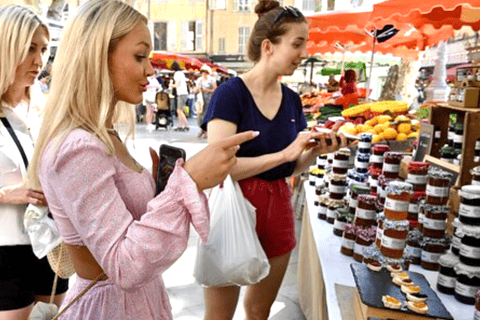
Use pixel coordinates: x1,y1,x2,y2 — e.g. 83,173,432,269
457,225,480,266
454,263,480,304
460,185,480,225
451,218,463,256
437,253,460,295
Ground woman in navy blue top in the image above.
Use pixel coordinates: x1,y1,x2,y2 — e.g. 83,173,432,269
201,1,348,319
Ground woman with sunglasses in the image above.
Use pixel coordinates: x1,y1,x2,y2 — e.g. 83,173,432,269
201,1,348,319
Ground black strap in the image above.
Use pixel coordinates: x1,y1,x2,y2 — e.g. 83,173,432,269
1,117,29,169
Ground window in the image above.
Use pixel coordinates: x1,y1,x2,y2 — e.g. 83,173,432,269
188,21,196,51
238,27,250,54
153,22,167,51
351,0,363,7
233,0,250,12
327,0,335,11
218,37,226,53
196,21,203,51
167,21,176,51
302,0,314,12
210,0,226,9
180,21,188,51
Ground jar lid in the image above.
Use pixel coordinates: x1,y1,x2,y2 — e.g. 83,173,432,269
351,184,371,195
428,166,454,180
329,173,348,181
378,174,395,187
454,262,480,278
406,229,423,243
383,219,410,231
336,148,351,157
420,236,450,247
357,194,377,205
384,152,404,162
309,166,317,173
460,185,480,199
408,161,430,171
368,166,383,176
385,181,413,195
318,154,328,159
457,225,480,239
423,204,450,214
363,246,383,261
471,166,480,176
357,153,370,162
371,144,390,153
411,191,426,201
343,223,357,234
438,253,460,268
359,132,373,143
452,218,461,228
356,226,377,242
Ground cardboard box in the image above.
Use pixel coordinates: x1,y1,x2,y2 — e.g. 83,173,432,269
449,83,480,108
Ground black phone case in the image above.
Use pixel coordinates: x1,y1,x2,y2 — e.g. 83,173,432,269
155,145,186,196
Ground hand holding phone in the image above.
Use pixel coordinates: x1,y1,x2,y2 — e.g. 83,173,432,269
155,145,186,196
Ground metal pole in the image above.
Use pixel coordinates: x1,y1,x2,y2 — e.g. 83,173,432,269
366,35,376,100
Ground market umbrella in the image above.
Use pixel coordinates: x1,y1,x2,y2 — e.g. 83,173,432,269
197,57,230,75
150,51,204,71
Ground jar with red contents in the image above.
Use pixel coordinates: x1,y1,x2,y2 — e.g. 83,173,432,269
458,225,480,267
382,152,404,179
328,173,347,200
370,144,390,170
426,167,454,205
318,196,329,220
405,229,423,265
380,219,410,259
353,227,376,262
423,204,450,238
407,191,425,222
341,224,357,256
472,167,480,186
407,162,430,191
459,185,480,225
333,149,351,174
437,253,459,295
327,199,344,224
355,195,377,228
349,184,370,215
384,181,413,220
368,166,382,194
376,214,385,248
420,236,449,271
377,175,395,206
454,263,480,305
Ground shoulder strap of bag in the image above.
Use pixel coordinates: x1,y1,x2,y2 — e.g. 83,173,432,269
1,117,29,169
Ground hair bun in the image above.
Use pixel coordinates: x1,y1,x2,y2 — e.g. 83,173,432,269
254,0,280,17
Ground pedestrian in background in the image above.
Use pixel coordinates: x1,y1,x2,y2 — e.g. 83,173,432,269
170,61,190,131
196,65,217,139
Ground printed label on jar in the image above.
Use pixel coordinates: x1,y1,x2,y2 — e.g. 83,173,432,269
452,236,462,249
475,309,480,320
407,173,428,185
354,243,367,256
421,250,442,263
333,159,349,169
358,142,371,149
448,131,455,140
342,238,355,249
309,175,316,182
381,235,406,250
460,244,480,259
455,282,479,298
356,208,376,220
384,197,409,212
354,158,369,169
435,131,441,139
459,203,480,218
408,203,419,213
437,274,456,288
327,209,336,219
370,154,383,164
426,185,450,197
334,220,346,231
318,205,327,215
316,158,327,166
368,176,378,187
349,198,357,209
315,177,324,186
423,217,447,230
383,163,400,173
454,134,463,144
419,213,424,223
405,245,421,257
329,184,346,194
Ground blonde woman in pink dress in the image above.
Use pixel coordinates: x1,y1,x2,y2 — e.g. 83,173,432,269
27,0,257,319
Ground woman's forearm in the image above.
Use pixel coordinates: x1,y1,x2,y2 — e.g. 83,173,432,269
293,149,317,176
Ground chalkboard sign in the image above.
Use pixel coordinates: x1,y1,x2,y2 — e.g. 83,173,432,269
413,123,434,162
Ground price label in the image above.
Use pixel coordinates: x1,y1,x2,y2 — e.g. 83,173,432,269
460,244,480,259
437,274,456,288
384,197,409,212
426,185,449,197
407,174,427,185
459,204,480,218
381,235,406,250
423,217,447,230
356,208,376,220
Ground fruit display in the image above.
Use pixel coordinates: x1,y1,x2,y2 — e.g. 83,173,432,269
341,101,408,119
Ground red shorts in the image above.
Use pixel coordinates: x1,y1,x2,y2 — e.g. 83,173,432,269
238,177,296,259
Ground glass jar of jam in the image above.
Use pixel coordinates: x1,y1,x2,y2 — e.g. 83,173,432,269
459,185,480,225
333,149,350,174
417,199,426,233
370,144,390,170
327,199,343,224
405,229,423,265
426,167,453,205
358,133,373,154
316,154,328,170
309,166,317,186
355,153,370,174
349,184,370,215
333,208,350,237
420,236,448,271
376,214,385,248
407,162,430,192
458,225,480,267
454,263,480,304
341,224,357,256
423,204,449,238
451,218,463,256
407,191,425,222
453,122,464,150
355,195,377,228
315,169,325,188
440,145,456,164
380,219,410,259
472,167,480,186
368,166,382,194
382,152,404,179
318,196,329,220
437,253,460,295
384,181,413,220
353,227,376,262
328,173,347,200
362,246,382,265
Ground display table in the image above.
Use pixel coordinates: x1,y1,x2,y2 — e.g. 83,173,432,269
297,181,473,320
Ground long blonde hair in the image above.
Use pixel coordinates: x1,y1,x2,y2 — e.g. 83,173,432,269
0,5,49,109
28,0,147,190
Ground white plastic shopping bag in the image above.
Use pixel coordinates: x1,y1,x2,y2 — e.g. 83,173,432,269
193,176,270,287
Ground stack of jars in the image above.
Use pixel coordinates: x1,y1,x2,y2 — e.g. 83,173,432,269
333,207,353,237
353,226,377,262
370,144,390,171
382,152,404,180
348,184,370,216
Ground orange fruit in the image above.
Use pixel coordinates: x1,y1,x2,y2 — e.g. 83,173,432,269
408,132,419,138
365,118,378,127
396,133,408,141
374,124,384,134
372,134,383,144
377,115,392,124
395,115,408,122
355,124,366,133
367,129,377,135
383,128,398,140
398,123,412,134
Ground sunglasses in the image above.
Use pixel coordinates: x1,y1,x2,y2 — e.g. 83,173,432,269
273,6,304,25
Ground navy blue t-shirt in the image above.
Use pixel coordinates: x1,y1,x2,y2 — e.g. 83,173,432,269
202,77,307,181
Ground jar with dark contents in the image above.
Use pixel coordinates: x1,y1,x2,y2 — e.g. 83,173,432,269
333,208,351,237
318,196,329,220
309,166,317,186
437,253,460,295
377,175,395,206
451,218,463,256
417,199,426,233
368,166,382,194
382,152,404,179
358,133,373,154
454,263,480,304
340,224,356,256
353,227,376,262
407,191,425,223
440,145,456,164
459,185,480,225
472,167,480,186
316,154,328,170
420,236,449,271
426,167,453,206
327,153,333,165
407,162,430,192
453,122,464,150
370,145,390,170
349,184,370,215
355,153,370,174
333,149,350,174
405,229,423,265
384,181,413,220
355,195,377,228
328,173,347,200
423,204,449,238
327,199,344,224
380,219,410,259
376,214,385,248
458,225,480,266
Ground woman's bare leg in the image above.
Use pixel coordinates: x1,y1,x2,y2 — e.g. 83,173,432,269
203,285,241,320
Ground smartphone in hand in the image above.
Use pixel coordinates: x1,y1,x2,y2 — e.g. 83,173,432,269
155,145,186,196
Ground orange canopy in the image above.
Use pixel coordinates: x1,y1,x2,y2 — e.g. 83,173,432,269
149,52,204,71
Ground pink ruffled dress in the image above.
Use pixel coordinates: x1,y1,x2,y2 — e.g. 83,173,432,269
38,129,209,319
